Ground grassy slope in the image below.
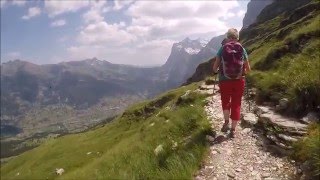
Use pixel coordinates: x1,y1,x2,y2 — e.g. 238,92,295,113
1,83,212,180
240,1,320,115
240,1,320,177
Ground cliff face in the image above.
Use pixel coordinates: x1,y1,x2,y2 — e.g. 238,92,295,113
183,58,215,86
242,0,273,29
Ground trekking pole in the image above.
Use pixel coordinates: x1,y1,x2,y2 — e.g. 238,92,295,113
213,70,218,94
246,77,251,111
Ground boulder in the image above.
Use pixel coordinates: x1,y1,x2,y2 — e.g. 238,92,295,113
277,134,298,143
254,106,270,117
154,144,164,156
259,112,307,135
55,168,65,175
300,112,319,124
279,98,289,109
242,113,258,126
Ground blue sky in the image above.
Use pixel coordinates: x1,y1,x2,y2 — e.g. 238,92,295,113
1,0,249,65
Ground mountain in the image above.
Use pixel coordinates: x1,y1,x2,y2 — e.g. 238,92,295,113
242,0,273,29
1,59,166,139
162,36,224,87
1,37,223,139
161,37,209,87
183,34,226,85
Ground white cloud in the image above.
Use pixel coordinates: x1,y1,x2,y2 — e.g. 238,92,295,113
6,51,21,59
22,7,41,20
67,1,247,65
83,1,108,23
237,10,246,17
12,0,27,6
1,0,27,8
113,0,134,11
51,19,66,27
45,1,90,17
77,21,135,46
0,1,6,8
67,39,174,65
126,1,239,40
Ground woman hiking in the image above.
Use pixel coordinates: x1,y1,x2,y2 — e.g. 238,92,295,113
212,28,251,138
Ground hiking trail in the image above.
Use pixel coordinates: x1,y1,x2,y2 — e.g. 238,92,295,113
195,84,297,180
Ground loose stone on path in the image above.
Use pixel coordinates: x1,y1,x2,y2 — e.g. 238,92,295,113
194,89,296,180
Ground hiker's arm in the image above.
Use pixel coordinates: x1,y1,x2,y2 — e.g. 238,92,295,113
244,60,251,74
213,56,220,74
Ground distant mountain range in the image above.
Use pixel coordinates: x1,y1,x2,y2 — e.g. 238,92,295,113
1,36,224,138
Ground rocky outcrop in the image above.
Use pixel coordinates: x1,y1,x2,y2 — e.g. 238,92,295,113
182,34,225,86
183,58,215,85
248,106,307,155
256,0,312,23
242,0,273,29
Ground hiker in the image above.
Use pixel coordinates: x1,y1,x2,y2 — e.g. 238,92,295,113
212,28,251,138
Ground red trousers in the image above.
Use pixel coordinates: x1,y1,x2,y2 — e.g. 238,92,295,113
219,79,245,121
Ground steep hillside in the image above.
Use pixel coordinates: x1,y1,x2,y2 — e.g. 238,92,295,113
0,83,213,179
240,0,320,115
242,0,273,29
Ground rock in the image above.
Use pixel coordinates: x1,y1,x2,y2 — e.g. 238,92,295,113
149,123,155,127
279,98,289,109
300,160,312,173
86,152,92,155
15,172,20,176
172,141,178,150
206,135,215,142
277,163,283,168
181,90,191,98
300,112,319,124
55,168,65,175
205,166,214,169
259,111,307,135
275,105,282,112
242,113,258,126
262,173,270,178
266,145,290,157
227,171,236,178
278,134,298,143
254,106,270,117
241,128,252,134
154,144,164,156
235,168,242,172
212,150,218,155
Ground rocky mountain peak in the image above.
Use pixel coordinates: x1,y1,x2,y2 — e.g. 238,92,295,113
173,38,208,55
242,0,273,29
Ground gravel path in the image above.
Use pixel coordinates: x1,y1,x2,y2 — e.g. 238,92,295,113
195,89,296,180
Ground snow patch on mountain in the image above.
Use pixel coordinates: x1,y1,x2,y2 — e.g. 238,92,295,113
184,48,201,55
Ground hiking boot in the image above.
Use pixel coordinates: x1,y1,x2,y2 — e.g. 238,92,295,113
229,129,236,138
221,122,230,133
